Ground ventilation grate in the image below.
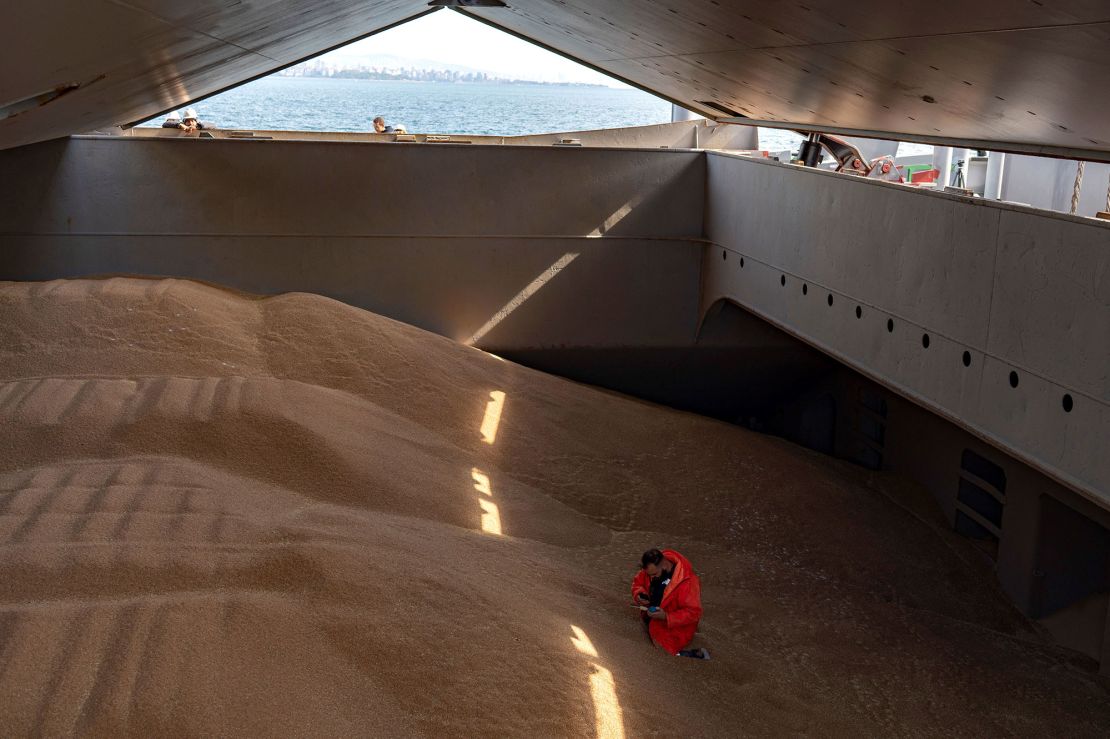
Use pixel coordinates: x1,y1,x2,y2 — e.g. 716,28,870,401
853,385,887,470
954,449,1007,558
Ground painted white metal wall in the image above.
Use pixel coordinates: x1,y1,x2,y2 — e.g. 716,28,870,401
0,137,705,350
702,151,1110,506
1,135,1105,509
1002,156,1110,218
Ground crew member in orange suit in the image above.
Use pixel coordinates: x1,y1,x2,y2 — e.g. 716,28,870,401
631,548,709,659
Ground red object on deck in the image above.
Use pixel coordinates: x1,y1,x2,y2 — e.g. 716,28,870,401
910,168,941,184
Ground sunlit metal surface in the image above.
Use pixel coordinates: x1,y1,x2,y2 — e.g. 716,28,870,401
1,1,1108,155
466,1,1110,159
0,1,430,150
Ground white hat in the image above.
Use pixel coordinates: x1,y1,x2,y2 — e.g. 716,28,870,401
183,108,198,120
165,112,180,121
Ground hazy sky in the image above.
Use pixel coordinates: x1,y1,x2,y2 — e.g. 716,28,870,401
321,9,624,86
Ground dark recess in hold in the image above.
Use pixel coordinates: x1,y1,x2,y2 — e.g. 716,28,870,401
1009,371,1019,388
886,318,894,333
855,306,862,319
1032,495,1110,620
854,384,887,471
921,95,936,104
953,448,1007,559
780,275,786,286
955,509,995,542
1062,394,1073,412
697,100,744,117
962,350,971,367
962,449,1007,493
921,334,930,348
740,257,744,268
722,250,727,260
827,294,833,307
802,283,808,295
958,478,1003,528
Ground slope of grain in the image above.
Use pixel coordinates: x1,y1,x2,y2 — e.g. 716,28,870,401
0,277,1106,736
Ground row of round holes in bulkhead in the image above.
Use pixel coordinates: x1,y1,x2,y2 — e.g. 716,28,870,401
724,248,1077,415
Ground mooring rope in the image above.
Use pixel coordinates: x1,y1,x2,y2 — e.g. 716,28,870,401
1070,160,1085,215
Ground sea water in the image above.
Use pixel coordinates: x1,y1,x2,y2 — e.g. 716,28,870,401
143,77,671,136
142,75,929,155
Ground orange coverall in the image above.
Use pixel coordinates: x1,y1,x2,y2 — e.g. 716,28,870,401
630,549,703,655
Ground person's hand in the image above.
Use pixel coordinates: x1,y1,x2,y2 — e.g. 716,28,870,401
646,608,667,621
634,593,649,605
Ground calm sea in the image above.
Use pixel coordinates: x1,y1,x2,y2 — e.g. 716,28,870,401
142,77,670,135
139,76,811,150
140,76,933,155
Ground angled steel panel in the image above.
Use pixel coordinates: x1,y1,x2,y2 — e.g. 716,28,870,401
0,1,433,150
2,1,1109,156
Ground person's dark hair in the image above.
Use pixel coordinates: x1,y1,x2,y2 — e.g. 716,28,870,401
372,116,385,126
641,548,664,569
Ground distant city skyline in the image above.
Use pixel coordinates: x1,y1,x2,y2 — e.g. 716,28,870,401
312,9,627,87
278,58,606,87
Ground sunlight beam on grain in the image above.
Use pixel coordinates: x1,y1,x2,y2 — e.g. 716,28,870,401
471,468,503,536
569,625,625,739
570,625,598,658
588,664,625,739
477,497,503,536
479,390,505,444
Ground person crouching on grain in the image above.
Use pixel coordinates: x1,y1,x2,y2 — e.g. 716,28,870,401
631,548,709,659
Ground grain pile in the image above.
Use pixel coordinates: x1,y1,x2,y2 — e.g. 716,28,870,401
0,277,1106,736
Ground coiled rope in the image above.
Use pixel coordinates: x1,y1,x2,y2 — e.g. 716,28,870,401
1070,160,1084,214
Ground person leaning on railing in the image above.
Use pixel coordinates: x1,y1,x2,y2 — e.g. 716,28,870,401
162,108,215,133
